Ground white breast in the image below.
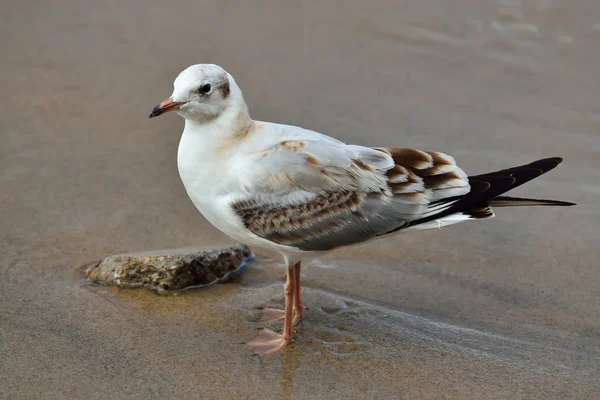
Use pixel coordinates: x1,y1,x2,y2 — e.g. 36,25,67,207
177,127,232,219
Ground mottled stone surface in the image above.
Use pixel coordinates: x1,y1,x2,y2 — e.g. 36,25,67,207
85,245,252,293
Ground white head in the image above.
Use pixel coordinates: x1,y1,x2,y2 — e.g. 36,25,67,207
149,64,240,122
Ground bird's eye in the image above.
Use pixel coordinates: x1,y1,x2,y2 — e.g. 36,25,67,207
199,84,211,94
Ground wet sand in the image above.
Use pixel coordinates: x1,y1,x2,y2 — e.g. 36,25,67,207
1,1,599,398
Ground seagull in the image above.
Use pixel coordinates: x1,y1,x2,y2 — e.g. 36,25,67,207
149,64,575,355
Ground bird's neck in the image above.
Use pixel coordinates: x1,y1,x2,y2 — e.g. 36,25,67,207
177,83,253,192
182,82,253,150
184,106,251,142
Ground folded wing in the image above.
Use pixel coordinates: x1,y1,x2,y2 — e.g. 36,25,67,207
229,128,471,251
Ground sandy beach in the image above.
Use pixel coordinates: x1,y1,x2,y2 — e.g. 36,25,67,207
1,1,599,398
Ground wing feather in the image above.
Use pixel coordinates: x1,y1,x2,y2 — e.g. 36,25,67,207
229,126,567,251
229,125,470,251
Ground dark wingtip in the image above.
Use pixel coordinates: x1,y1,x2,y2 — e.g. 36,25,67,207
490,196,576,207
542,157,563,163
526,157,563,174
537,199,577,206
552,199,577,206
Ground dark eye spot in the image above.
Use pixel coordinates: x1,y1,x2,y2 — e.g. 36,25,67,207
199,84,211,94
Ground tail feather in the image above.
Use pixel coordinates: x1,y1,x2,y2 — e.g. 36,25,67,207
408,157,575,228
489,196,576,207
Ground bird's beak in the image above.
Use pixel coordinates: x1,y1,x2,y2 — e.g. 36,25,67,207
149,97,183,118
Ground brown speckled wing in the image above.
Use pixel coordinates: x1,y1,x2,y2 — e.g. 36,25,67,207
230,190,393,251
233,191,365,239
231,142,472,251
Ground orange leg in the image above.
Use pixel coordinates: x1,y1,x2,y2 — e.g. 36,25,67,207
247,265,296,355
292,261,305,326
257,261,306,327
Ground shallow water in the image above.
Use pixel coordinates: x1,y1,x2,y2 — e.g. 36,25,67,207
1,0,599,398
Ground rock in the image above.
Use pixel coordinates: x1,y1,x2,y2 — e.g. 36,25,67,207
85,245,252,294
